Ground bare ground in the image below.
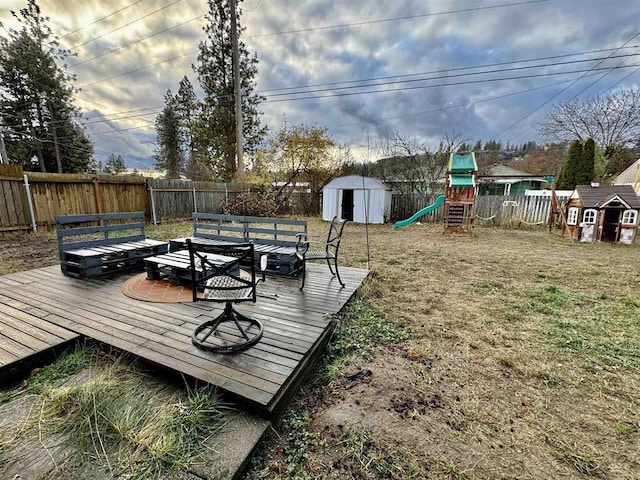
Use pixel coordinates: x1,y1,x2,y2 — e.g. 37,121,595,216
1,220,639,479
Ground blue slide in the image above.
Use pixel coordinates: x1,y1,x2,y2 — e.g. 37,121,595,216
393,195,446,230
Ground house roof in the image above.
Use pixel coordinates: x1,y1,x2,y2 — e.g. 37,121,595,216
478,163,549,183
574,184,640,209
614,158,640,189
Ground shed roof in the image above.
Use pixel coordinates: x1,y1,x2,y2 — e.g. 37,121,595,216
574,184,640,209
323,175,390,191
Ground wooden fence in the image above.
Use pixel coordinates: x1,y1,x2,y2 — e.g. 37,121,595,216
0,165,30,231
391,193,553,225
147,179,249,222
0,167,555,232
0,166,148,231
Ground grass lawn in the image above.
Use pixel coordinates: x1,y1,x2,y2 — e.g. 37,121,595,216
1,218,638,479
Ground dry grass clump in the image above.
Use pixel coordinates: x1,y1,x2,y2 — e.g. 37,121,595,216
0,349,228,479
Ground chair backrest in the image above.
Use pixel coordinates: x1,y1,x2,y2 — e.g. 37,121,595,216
186,239,256,303
325,217,348,255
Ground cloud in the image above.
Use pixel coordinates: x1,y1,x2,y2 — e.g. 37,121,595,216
3,0,640,169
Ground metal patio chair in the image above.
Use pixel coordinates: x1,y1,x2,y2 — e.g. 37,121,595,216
296,216,348,291
187,239,266,353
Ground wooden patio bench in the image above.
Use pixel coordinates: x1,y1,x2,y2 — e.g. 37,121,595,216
170,213,308,276
56,212,169,278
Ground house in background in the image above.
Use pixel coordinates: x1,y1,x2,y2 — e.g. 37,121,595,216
614,158,640,194
322,175,392,224
565,184,640,244
477,164,550,195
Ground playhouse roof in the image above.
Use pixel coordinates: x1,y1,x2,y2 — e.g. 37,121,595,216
323,175,390,191
448,152,478,173
574,184,640,209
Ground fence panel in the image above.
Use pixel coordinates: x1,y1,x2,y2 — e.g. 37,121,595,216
26,173,148,225
0,165,30,231
391,193,552,225
148,179,248,221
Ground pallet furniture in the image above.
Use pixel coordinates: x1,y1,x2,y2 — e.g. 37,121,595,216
144,249,236,284
56,212,169,278
170,213,308,276
295,216,348,290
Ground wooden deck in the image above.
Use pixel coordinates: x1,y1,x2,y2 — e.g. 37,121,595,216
0,272,80,373
0,264,368,416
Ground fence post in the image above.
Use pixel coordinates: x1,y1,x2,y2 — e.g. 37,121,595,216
193,186,198,213
92,177,103,213
149,186,157,225
23,174,37,233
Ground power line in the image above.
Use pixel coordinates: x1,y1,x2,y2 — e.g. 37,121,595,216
73,68,617,137
337,71,606,127
263,54,640,99
245,0,549,39
69,0,184,50
255,46,640,94
73,49,640,124
263,64,640,103
69,14,203,69
59,0,146,40
78,50,196,88
492,30,640,140
66,0,545,71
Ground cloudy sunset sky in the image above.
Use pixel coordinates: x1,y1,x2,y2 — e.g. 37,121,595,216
2,0,639,169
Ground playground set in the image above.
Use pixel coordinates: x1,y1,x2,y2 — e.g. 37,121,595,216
393,152,478,232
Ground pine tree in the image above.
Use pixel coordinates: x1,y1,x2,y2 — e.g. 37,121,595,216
103,154,126,174
194,0,267,181
0,0,93,172
154,90,183,179
175,76,205,180
556,140,582,189
576,138,595,185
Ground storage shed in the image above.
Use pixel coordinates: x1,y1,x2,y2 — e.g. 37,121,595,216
322,175,391,224
566,184,640,244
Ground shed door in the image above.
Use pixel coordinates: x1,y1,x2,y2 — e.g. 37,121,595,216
341,189,354,221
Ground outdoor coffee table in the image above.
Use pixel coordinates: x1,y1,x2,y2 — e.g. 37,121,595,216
144,249,235,285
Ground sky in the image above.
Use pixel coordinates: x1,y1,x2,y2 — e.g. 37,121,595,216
2,0,640,170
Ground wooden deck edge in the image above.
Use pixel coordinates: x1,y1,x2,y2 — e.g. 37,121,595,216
266,278,367,420
0,336,83,389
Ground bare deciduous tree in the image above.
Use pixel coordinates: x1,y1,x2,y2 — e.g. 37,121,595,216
371,130,467,194
540,89,640,158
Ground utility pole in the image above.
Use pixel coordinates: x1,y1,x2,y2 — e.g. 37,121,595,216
229,0,244,183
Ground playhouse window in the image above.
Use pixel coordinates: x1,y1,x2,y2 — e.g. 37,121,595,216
622,209,637,225
567,207,578,225
582,209,597,225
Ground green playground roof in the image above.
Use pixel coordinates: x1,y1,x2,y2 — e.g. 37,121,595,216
448,152,478,173
449,174,476,188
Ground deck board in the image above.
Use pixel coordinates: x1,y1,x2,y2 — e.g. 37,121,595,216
0,287,80,370
0,263,368,415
